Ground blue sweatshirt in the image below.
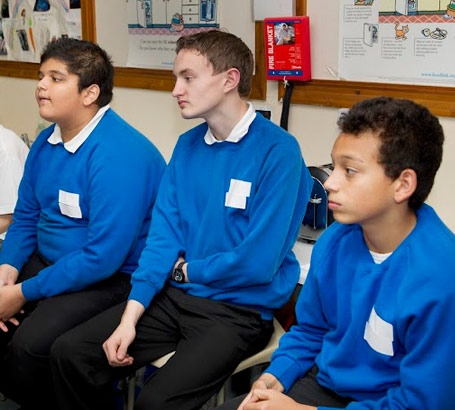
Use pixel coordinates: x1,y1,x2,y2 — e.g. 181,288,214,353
266,204,455,409
0,109,166,301
129,114,313,319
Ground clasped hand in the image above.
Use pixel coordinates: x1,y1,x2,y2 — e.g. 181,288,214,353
102,299,145,367
102,256,188,368
0,264,24,332
238,374,316,410
102,321,136,367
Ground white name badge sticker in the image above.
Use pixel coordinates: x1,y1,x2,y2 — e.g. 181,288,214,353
225,179,251,209
58,190,82,219
364,306,394,356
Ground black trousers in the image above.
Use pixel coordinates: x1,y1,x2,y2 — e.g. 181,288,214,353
0,250,132,409
215,365,354,409
51,285,274,410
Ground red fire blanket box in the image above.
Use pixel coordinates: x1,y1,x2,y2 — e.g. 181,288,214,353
264,16,311,81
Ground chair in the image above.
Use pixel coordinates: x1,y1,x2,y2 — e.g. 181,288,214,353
215,317,285,404
125,318,285,410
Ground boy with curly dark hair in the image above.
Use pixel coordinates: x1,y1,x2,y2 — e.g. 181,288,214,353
217,96,455,410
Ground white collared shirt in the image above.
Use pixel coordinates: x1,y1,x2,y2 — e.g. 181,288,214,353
204,102,257,145
47,104,110,153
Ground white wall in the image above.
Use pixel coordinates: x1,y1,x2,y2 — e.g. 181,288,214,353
0,75,454,231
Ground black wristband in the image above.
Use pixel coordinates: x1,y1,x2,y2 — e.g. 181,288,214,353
171,261,186,283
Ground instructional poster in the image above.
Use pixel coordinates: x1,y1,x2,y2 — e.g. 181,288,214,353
338,0,455,86
0,0,81,62
127,0,219,69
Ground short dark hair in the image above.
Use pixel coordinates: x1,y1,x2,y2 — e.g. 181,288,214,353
338,97,444,210
40,38,114,107
175,30,253,98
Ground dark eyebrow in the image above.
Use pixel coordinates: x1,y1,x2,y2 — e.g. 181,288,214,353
331,154,365,164
174,68,196,77
38,69,68,77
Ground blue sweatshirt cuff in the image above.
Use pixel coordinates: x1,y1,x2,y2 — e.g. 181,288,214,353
265,356,303,392
128,281,159,310
21,277,43,301
187,260,204,284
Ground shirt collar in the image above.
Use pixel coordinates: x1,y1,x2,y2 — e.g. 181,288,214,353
47,105,110,153
204,102,256,145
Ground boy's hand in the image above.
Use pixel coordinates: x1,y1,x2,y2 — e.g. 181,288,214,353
0,317,20,333
0,265,23,332
102,322,136,367
0,264,19,287
242,389,316,410
238,373,284,410
102,299,144,367
0,284,26,322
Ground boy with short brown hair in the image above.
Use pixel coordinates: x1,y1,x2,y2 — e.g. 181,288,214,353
50,30,313,410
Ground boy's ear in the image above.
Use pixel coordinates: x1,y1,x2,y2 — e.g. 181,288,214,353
224,68,241,94
82,84,100,107
394,168,417,204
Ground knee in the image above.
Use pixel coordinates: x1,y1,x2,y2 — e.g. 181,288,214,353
49,332,77,367
49,333,87,385
4,325,50,387
9,325,45,361
50,332,109,388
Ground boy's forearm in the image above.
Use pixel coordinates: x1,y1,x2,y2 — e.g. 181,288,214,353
120,299,146,328
0,214,13,235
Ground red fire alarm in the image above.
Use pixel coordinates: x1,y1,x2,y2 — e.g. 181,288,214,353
264,16,311,81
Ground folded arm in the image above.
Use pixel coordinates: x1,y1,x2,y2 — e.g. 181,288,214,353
188,144,310,288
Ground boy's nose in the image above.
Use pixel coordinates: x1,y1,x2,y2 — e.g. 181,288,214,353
324,172,337,192
37,77,47,90
172,79,184,98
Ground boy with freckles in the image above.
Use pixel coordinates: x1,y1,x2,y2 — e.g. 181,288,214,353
217,97,455,410
0,38,165,408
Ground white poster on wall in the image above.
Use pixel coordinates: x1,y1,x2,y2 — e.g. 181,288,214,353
338,0,455,86
0,0,80,62
127,0,219,69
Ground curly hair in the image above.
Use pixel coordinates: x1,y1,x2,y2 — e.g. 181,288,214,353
337,97,444,210
40,38,114,107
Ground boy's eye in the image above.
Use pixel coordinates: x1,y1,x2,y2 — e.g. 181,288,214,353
346,168,357,175
52,76,62,82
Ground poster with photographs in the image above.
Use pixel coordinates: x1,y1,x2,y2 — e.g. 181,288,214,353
0,0,10,55
0,0,81,62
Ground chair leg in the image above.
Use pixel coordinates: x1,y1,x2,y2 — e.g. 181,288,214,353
216,385,225,406
127,374,136,410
